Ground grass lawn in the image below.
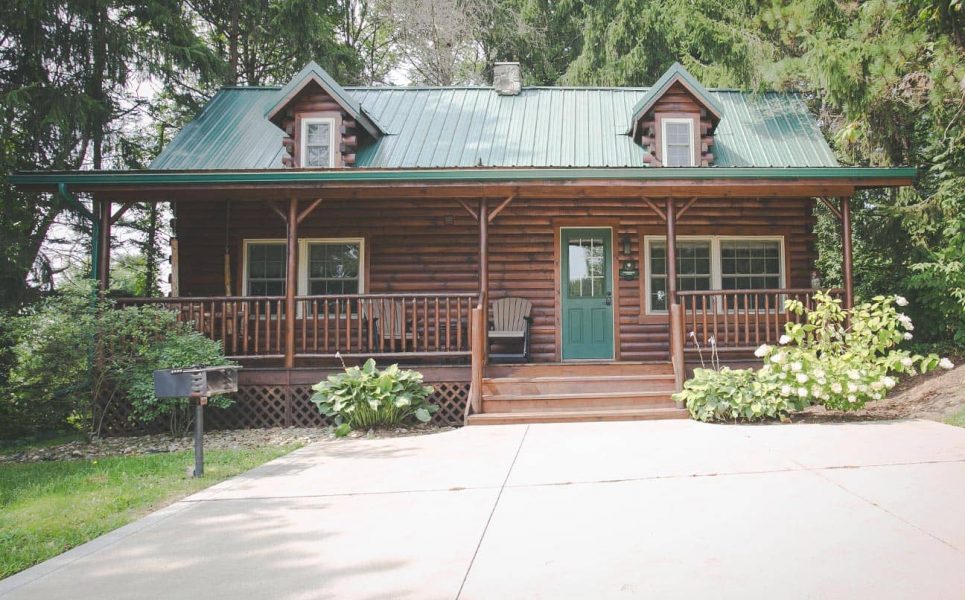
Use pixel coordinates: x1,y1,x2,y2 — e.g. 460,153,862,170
944,406,965,428
0,445,299,579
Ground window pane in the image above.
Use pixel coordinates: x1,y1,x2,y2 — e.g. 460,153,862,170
648,239,711,310
665,122,690,145
306,122,329,145
568,237,605,298
247,243,286,296
307,242,361,295
666,145,692,167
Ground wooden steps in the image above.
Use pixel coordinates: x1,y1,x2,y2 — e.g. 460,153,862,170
468,362,687,425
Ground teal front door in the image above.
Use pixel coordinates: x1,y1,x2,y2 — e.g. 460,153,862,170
561,228,614,360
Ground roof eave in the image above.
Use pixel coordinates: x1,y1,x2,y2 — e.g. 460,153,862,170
10,167,917,191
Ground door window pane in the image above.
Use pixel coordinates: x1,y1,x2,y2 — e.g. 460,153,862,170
307,242,361,295
247,243,286,296
567,237,606,298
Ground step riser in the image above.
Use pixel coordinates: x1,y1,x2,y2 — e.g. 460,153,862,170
482,380,675,396
483,396,676,412
468,409,689,426
485,363,673,378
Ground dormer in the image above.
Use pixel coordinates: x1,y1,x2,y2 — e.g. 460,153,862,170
630,63,723,167
266,61,382,168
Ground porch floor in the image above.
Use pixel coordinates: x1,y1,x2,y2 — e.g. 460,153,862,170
469,362,688,425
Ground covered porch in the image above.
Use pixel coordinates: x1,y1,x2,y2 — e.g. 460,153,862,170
12,167,911,426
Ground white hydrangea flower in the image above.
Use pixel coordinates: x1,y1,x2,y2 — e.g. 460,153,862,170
940,358,955,370
813,368,825,378
898,314,914,331
872,392,882,400
900,356,913,368
779,334,792,345
847,395,857,403
780,384,792,396
894,295,909,307
797,387,809,398
871,380,884,390
882,376,896,389
848,369,861,380
847,382,858,393
790,361,802,372
796,373,809,384
903,332,913,340
754,344,771,358
831,382,843,394
770,352,786,364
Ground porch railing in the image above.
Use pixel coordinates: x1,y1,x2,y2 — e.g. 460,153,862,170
675,288,845,350
117,293,478,360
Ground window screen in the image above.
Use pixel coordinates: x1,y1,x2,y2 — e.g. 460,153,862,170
649,240,711,311
307,242,360,295
246,243,286,296
303,120,333,167
663,120,693,167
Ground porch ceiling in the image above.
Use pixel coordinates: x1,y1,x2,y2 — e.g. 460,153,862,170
10,166,916,202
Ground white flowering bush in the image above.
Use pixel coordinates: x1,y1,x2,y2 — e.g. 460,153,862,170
675,292,953,422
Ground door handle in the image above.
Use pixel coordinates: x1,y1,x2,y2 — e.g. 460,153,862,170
605,291,612,306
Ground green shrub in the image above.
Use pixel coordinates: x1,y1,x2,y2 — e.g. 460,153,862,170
674,292,953,422
311,359,437,436
1,282,234,438
679,367,806,422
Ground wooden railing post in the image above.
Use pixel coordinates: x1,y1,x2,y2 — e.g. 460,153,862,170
670,302,686,402
468,304,486,419
840,196,854,310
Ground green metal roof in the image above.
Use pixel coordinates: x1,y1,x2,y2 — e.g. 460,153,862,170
630,62,724,128
151,85,839,170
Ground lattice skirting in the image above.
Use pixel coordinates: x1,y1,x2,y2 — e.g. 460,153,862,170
95,379,470,435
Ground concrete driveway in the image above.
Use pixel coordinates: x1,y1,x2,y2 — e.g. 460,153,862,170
3,419,965,599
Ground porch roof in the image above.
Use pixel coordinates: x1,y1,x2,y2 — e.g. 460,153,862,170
10,166,917,200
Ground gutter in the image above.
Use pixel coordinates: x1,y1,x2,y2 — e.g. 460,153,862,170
12,166,918,188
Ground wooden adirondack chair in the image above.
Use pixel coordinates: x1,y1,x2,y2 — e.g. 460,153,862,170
368,299,412,349
488,297,532,362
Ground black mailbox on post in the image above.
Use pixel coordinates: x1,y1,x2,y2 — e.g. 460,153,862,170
153,365,241,478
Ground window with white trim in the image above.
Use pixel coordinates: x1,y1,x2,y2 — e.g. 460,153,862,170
245,241,287,296
243,238,364,297
661,118,694,167
648,240,711,311
645,236,785,313
304,240,362,294
301,117,336,167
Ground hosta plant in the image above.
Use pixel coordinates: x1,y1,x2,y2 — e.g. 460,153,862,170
311,359,437,436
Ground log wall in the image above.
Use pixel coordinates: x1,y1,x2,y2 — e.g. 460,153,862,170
175,196,816,362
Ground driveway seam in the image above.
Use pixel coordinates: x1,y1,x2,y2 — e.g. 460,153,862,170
456,424,530,600
801,459,964,554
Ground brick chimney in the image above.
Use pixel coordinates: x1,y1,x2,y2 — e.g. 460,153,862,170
493,62,522,96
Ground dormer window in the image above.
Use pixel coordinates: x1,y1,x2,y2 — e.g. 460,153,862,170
662,118,694,167
301,117,335,167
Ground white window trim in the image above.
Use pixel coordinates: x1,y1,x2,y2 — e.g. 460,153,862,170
298,238,365,295
300,117,337,168
644,235,786,314
242,237,365,296
661,117,695,167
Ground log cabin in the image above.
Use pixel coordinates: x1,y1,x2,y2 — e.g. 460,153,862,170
12,61,916,430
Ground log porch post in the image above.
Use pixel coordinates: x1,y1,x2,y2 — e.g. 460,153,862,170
479,198,489,305
285,197,299,368
665,197,678,307
97,198,111,292
840,196,854,309
666,197,685,392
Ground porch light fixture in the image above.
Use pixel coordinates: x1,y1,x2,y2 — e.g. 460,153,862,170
621,235,632,255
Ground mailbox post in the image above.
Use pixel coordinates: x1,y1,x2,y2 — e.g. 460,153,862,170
153,366,240,478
